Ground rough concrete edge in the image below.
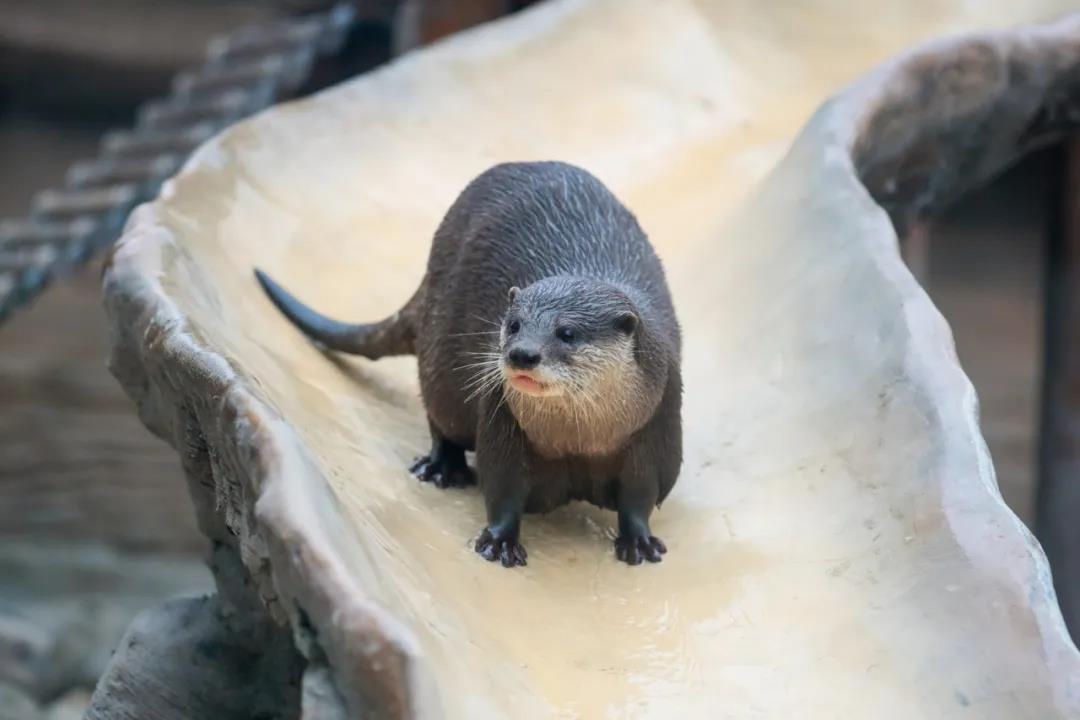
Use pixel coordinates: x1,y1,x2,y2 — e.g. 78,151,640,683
771,12,1080,708
99,7,1080,720
102,199,434,719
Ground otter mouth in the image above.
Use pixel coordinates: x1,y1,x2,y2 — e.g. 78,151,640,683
508,373,547,395
504,369,561,397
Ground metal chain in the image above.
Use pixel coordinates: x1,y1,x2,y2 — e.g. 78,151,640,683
0,3,364,322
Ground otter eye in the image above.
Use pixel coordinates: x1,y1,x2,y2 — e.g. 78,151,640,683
555,326,575,343
508,320,521,335
614,312,638,335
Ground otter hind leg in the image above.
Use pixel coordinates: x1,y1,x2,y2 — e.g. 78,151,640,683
410,421,475,489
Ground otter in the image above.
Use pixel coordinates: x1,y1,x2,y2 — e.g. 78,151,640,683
255,161,681,567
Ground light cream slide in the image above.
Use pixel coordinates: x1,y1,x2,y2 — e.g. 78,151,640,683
105,1,1080,717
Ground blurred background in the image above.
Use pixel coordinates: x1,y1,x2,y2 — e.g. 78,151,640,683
0,2,1071,718
0,3,380,718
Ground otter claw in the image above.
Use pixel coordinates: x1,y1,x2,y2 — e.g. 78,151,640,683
409,455,475,489
614,534,667,565
475,528,528,567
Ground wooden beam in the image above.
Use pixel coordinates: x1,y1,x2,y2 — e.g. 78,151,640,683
393,0,513,53
1036,137,1080,640
901,219,932,289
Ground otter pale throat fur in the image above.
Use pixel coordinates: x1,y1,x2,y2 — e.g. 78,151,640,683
255,161,682,568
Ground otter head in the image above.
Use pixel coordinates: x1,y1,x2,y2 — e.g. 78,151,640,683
499,277,640,400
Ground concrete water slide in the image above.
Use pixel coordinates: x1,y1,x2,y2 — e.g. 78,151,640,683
98,1,1080,717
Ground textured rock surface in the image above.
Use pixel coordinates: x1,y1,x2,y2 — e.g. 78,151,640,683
84,595,302,720
103,0,1080,717
301,666,353,720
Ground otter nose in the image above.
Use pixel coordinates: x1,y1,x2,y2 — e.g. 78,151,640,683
507,347,542,370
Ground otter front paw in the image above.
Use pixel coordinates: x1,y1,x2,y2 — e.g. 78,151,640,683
474,528,528,567
409,455,475,489
614,533,667,565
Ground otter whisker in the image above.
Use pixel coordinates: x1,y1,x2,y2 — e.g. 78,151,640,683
460,356,505,401
461,364,501,391
459,345,501,356
484,389,509,432
461,363,500,387
470,315,502,328
461,370,498,391
453,359,501,372
465,373,504,404
447,330,501,338
459,372,500,389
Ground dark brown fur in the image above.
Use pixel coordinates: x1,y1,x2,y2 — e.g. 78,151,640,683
255,161,681,567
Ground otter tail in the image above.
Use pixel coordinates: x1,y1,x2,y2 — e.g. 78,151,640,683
254,269,416,358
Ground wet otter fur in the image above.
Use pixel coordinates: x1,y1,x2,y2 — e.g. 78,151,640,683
255,161,681,567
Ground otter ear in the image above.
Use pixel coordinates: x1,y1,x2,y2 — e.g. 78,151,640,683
614,311,638,335
507,286,520,303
